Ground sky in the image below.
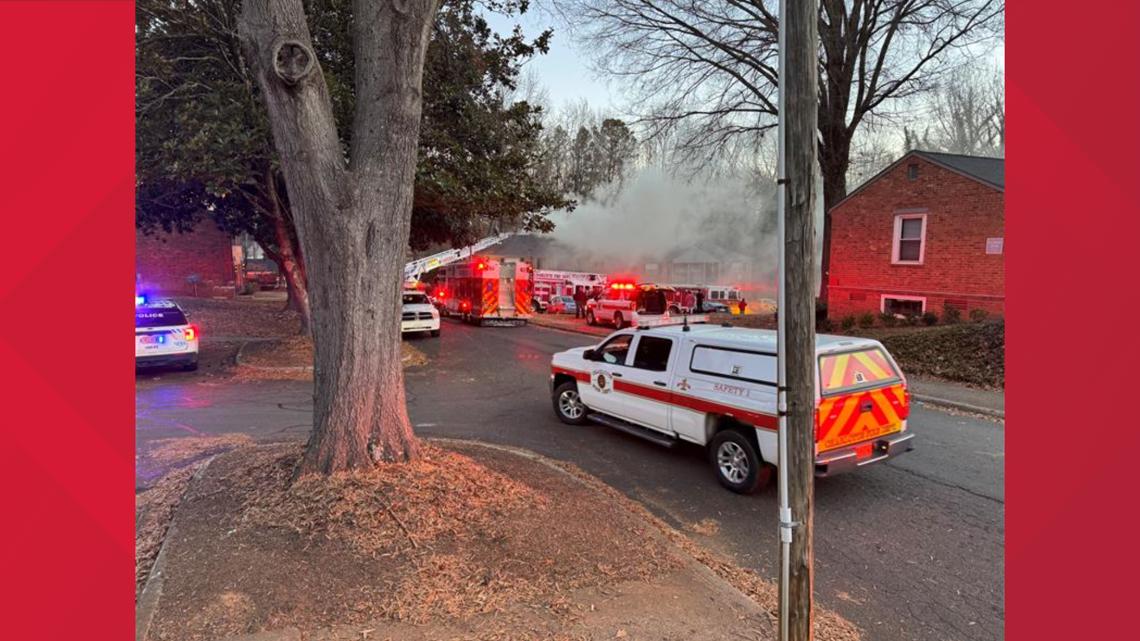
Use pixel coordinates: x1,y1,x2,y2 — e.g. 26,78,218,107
482,7,623,113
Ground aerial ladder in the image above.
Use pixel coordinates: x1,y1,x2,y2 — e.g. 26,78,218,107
403,232,513,284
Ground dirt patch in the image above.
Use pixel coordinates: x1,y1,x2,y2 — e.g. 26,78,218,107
147,443,682,641
232,337,427,381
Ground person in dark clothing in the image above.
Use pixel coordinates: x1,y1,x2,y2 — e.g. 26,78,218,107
573,287,587,319
695,291,704,313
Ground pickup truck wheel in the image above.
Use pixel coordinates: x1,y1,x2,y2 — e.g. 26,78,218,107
613,312,625,329
552,381,589,425
430,329,440,337
586,310,596,326
709,429,769,494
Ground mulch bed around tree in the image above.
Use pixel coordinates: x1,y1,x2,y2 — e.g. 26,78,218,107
145,443,685,641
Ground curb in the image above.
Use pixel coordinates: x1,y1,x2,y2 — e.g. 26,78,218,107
911,393,1004,420
136,457,217,641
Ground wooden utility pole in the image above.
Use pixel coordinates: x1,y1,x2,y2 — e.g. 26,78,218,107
775,0,818,640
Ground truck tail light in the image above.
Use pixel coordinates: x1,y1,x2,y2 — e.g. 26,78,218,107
184,326,198,341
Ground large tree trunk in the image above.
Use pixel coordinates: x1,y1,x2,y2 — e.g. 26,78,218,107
240,0,439,473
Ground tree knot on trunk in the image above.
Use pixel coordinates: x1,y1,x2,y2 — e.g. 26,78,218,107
273,38,316,87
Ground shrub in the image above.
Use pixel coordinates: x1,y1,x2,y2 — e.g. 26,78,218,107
840,315,856,331
921,311,938,326
817,317,834,333
941,303,962,324
969,308,989,322
857,312,876,329
878,312,898,328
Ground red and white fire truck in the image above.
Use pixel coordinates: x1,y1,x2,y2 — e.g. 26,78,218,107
659,284,745,314
533,270,606,309
435,257,534,326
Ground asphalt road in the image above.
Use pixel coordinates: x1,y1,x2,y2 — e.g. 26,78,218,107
136,319,1004,641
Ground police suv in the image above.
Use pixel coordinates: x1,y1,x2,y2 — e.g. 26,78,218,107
550,318,914,493
135,297,199,370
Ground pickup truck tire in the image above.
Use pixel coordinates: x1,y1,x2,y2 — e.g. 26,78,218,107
552,381,589,425
586,310,597,326
430,329,440,337
709,428,770,494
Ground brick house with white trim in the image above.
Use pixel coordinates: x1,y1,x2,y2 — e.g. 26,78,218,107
826,150,1004,319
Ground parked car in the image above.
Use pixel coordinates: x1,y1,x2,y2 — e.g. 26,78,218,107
549,318,913,493
547,295,578,315
701,300,731,313
402,290,441,337
135,297,199,371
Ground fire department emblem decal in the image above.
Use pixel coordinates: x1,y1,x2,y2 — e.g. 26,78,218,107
591,370,613,393
677,378,691,391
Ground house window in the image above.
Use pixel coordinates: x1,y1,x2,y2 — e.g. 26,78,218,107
907,163,919,180
892,213,926,264
882,295,926,317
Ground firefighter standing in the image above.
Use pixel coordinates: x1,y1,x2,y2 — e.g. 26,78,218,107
573,287,587,319
695,291,704,313
739,297,748,315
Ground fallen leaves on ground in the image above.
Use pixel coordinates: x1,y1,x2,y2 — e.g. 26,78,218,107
148,443,680,640
136,434,254,598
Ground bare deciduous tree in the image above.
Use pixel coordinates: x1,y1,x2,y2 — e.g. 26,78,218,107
553,0,1003,291
239,0,441,473
919,66,1004,156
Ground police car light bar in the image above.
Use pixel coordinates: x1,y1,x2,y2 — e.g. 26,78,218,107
135,294,147,307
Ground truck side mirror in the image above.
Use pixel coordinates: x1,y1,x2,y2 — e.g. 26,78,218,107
583,348,598,361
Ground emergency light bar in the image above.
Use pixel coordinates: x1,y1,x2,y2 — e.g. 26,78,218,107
135,294,147,307
635,314,711,328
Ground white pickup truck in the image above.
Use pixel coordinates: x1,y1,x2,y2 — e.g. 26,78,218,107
549,319,915,493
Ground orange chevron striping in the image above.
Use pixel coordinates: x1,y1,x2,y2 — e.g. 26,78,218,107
817,382,907,452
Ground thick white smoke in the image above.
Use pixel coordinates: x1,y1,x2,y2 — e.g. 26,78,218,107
544,167,778,292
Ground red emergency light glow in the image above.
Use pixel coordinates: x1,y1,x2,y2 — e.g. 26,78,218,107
610,282,636,290
475,261,487,270
184,326,198,341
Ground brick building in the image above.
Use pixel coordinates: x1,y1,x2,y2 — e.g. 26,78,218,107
826,150,1004,319
136,221,240,298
